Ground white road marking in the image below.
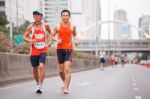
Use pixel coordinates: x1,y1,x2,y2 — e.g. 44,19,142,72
0,82,34,91
133,83,137,86
134,87,139,91
131,76,135,81
0,77,52,91
132,79,136,82
135,96,142,99
77,81,91,86
132,79,136,83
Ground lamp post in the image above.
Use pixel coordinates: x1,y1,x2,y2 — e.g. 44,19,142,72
108,0,110,56
95,0,100,56
114,5,119,55
115,6,121,57
16,0,19,32
9,0,13,42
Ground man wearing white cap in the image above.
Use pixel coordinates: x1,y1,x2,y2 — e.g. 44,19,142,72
23,9,51,94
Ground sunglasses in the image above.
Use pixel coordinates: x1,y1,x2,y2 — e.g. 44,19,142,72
33,12,42,15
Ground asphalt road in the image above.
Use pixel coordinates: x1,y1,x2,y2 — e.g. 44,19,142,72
0,64,150,99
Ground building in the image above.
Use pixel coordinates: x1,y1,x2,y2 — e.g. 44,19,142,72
0,0,5,16
68,0,86,39
139,15,150,39
40,0,68,28
69,0,101,40
114,9,131,39
40,0,101,40
5,0,39,26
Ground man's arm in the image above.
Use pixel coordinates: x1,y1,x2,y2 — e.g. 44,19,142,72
51,25,62,44
51,26,58,42
23,25,34,43
45,23,52,47
72,25,79,46
45,23,51,34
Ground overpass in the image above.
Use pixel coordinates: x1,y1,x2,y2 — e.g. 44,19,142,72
74,39,150,52
75,20,150,54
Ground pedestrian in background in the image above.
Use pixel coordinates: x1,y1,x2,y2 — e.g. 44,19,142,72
99,51,106,70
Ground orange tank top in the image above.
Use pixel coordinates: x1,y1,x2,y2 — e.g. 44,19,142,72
30,23,47,55
57,23,73,49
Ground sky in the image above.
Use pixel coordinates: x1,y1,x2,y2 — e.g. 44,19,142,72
101,0,150,26
70,0,150,39
19,0,150,39
100,0,150,39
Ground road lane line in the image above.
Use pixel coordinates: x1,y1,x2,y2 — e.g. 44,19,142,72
135,96,142,99
77,81,91,86
133,83,137,86
131,75,134,77
132,79,135,82
134,87,139,91
132,79,136,83
131,76,135,80
0,82,34,91
0,77,57,91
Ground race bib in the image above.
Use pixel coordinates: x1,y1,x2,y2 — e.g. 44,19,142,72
34,42,46,49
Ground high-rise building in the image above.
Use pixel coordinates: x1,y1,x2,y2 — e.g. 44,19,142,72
69,0,101,40
84,0,101,40
82,0,101,25
40,0,68,28
0,0,5,16
68,0,86,39
5,0,39,26
114,9,131,39
24,0,40,22
139,15,150,39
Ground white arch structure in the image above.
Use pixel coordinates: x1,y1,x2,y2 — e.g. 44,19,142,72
80,20,150,39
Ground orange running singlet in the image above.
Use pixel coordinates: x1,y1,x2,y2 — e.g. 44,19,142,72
57,23,73,49
30,24,47,55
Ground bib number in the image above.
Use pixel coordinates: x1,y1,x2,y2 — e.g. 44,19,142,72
34,42,46,49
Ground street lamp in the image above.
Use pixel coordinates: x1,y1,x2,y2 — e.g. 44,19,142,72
95,0,101,56
108,0,110,56
114,5,119,55
16,0,19,32
9,0,13,42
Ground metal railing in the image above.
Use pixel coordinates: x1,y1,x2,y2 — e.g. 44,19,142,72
75,39,150,52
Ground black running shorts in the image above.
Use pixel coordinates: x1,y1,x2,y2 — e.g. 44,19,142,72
57,49,72,64
30,53,47,67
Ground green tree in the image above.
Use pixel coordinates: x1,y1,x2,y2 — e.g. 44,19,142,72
13,20,30,34
0,14,8,32
140,52,150,60
0,32,12,52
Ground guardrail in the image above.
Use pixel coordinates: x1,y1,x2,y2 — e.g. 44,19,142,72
0,53,100,86
75,39,150,51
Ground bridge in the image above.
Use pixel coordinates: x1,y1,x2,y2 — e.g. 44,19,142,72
75,20,150,54
75,39,150,52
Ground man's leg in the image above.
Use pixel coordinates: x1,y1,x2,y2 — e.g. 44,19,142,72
34,63,45,94
57,49,65,89
59,64,65,81
63,61,71,94
59,63,65,88
33,67,39,85
100,63,103,70
30,56,40,86
36,53,46,93
39,63,45,87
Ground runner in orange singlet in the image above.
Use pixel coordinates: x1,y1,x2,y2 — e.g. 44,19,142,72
52,9,79,94
23,9,51,94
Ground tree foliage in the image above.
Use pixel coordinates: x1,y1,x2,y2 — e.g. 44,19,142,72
0,32,12,52
0,14,8,32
